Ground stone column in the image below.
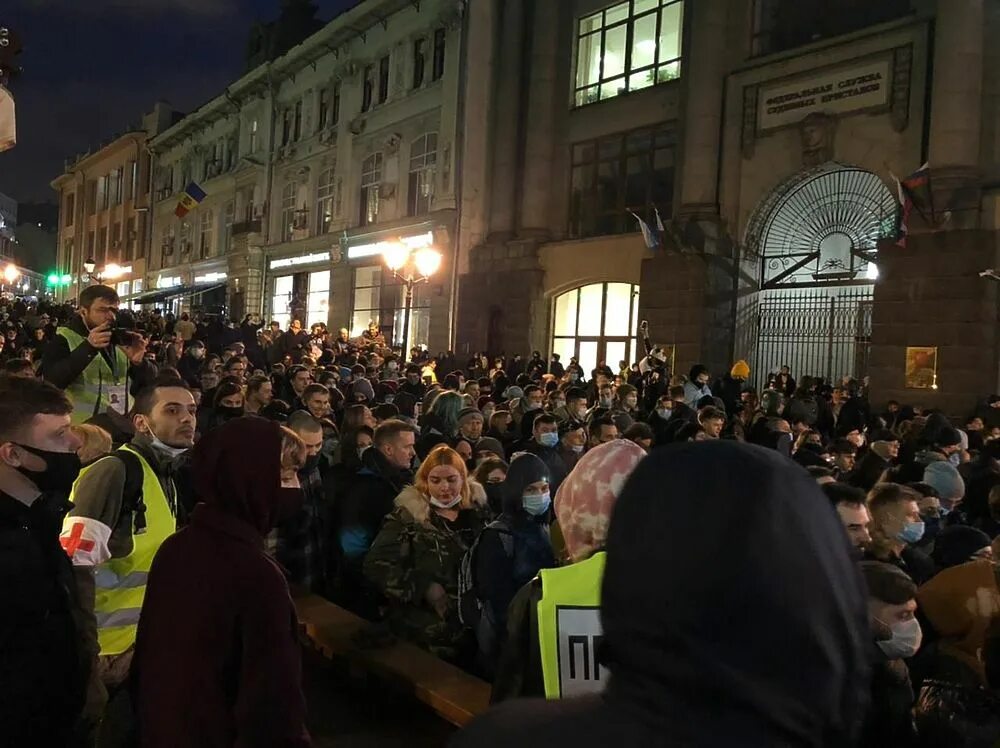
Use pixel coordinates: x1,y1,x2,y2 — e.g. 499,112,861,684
677,0,729,217
487,0,523,240
926,0,984,228
518,0,560,235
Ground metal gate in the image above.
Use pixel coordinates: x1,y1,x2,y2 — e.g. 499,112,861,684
753,286,873,389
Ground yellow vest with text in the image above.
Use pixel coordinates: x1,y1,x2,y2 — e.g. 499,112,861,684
56,326,130,425
537,551,606,699
73,445,176,656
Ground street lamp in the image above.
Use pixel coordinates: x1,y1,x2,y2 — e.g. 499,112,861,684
381,241,442,362
1,263,18,295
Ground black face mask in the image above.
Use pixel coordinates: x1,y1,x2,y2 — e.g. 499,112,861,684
484,482,504,512
216,405,245,420
15,444,82,494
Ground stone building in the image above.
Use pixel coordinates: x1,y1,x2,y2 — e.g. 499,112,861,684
51,103,178,304
454,0,999,415
146,0,464,350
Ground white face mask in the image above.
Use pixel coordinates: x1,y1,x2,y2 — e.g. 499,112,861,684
876,617,922,660
430,494,462,510
144,422,188,459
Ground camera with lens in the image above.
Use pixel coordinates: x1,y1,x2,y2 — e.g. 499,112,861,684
110,309,140,347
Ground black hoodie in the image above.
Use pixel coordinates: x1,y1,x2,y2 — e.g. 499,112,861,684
452,441,870,748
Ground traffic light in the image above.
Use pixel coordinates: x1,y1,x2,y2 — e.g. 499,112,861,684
46,272,72,288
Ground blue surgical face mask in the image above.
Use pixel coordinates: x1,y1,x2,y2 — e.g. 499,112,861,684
897,520,925,545
523,491,551,516
538,432,559,448
657,407,671,419
949,451,961,466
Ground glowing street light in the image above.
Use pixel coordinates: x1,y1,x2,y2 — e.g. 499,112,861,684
3,264,19,284
380,241,443,362
102,263,124,280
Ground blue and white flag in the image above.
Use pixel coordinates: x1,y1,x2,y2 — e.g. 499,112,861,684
630,208,665,250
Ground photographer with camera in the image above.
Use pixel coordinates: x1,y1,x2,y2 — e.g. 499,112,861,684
41,286,157,425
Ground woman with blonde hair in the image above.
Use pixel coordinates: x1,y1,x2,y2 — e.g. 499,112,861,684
71,423,113,466
364,443,489,664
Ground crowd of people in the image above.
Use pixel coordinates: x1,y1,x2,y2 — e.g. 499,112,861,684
4,284,1000,746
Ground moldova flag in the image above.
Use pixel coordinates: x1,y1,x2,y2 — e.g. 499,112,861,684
175,182,207,218
891,163,931,249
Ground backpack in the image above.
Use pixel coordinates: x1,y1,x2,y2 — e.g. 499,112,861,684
458,518,514,629
110,450,150,535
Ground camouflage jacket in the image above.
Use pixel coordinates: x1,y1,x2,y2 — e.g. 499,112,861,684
364,483,489,661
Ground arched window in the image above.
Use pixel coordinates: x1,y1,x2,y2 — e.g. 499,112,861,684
360,153,383,226
551,282,640,377
408,133,437,216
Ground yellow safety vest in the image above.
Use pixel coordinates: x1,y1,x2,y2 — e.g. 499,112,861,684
74,445,176,656
56,326,130,425
537,551,606,699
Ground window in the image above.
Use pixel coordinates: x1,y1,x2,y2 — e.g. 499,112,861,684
87,231,95,256
316,167,336,234
160,227,175,261
575,0,684,107
408,133,437,216
97,226,108,261
362,65,374,112
133,278,143,294
112,221,121,254
64,193,75,227
331,81,341,125
360,153,383,227
110,167,123,206
552,283,642,377
199,210,214,258
307,270,330,328
97,176,108,211
87,180,97,214
116,281,130,298
281,182,298,242
64,239,74,274
570,123,677,238
249,118,259,153
318,89,329,130
351,265,429,347
413,38,427,88
271,275,294,331
293,100,303,141
222,200,234,252
127,160,137,200
432,28,446,81
125,217,136,260
351,265,382,337
179,221,192,255
751,0,911,56
282,108,293,145
378,55,390,105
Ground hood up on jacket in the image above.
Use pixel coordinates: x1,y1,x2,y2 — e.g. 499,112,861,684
601,441,870,746
193,416,284,536
501,452,550,515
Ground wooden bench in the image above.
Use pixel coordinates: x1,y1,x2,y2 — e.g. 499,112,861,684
294,593,492,728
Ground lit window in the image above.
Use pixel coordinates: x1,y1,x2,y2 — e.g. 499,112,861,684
307,270,330,328
271,274,294,331
552,283,642,377
316,166,336,235
360,153,382,227
249,118,259,153
575,0,684,107
351,265,429,348
570,123,676,238
199,209,214,258
408,133,437,216
281,182,297,242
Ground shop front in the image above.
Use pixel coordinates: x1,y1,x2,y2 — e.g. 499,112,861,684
265,250,333,330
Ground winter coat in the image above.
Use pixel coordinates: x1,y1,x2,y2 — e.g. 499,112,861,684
914,680,1000,747
453,442,870,748
849,449,890,492
861,651,917,747
338,448,413,562
522,441,569,495
133,418,309,748
0,491,87,746
363,483,489,662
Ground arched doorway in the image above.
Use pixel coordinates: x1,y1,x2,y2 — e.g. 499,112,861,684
551,282,640,377
742,162,896,387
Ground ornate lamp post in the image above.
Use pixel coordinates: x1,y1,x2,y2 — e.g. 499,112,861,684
381,242,442,362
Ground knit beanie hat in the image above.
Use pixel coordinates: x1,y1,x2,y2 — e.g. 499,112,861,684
351,378,375,403
932,526,992,570
730,360,750,379
475,437,505,459
935,427,963,448
457,407,484,424
502,453,550,514
923,461,966,501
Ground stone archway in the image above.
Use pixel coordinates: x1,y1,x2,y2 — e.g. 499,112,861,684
741,161,897,387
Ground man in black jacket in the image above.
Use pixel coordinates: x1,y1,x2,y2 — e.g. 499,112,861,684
338,419,416,614
0,377,88,745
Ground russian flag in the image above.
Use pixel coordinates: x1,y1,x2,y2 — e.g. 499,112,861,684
175,182,207,218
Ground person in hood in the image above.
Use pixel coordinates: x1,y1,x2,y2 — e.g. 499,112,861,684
858,561,920,747
490,439,646,703
455,441,869,748
683,364,712,408
364,444,489,664
134,416,310,748
472,453,557,674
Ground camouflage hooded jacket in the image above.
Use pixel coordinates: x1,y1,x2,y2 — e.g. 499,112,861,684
364,482,490,660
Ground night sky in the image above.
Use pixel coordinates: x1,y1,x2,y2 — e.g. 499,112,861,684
0,0,356,205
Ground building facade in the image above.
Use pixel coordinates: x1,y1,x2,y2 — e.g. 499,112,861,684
454,0,1000,415
51,103,178,304
147,0,465,352
0,191,15,257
